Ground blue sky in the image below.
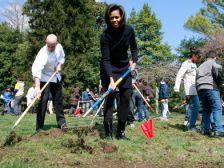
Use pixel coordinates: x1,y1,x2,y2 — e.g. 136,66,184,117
99,0,204,53
0,0,204,53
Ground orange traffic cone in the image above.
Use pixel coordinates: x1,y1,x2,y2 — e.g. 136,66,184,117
140,119,154,140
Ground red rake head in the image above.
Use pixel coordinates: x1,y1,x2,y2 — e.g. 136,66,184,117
140,119,154,140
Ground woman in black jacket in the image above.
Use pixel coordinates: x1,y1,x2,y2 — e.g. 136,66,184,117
100,4,138,140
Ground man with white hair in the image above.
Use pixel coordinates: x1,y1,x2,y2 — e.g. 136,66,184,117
32,34,66,132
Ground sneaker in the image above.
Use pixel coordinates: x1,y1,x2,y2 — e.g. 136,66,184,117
130,123,135,128
214,132,224,137
61,123,68,132
36,129,44,133
187,127,198,133
160,117,168,121
183,121,188,126
116,132,130,141
104,135,113,140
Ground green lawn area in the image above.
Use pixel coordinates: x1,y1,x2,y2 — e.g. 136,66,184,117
0,112,224,168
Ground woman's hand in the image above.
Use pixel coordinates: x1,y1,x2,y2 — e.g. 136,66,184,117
129,61,136,71
109,77,116,90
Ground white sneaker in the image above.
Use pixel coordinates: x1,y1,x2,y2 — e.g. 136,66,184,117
183,121,188,126
160,117,168,121
163,118,168,121
130,123,135,128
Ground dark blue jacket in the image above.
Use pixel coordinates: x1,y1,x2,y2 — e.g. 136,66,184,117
159,82,169,100
82,91,90,101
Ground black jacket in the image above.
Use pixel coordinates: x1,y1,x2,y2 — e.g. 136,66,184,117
100,25,138,89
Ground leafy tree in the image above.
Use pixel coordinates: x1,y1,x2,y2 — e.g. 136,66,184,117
128,4,174,66
176,37,206,63
184,0,224,35
0,23,23,91
184,11,222,34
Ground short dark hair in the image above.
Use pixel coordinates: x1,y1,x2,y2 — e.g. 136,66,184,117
104,4,126,28
189,47,201,58
206,50,216,58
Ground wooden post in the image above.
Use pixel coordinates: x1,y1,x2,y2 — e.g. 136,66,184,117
155,86,159,114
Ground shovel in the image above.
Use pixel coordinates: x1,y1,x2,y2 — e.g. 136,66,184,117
3,71,58,146
82,69,131,117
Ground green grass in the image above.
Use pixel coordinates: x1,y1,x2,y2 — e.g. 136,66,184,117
0,113,224,168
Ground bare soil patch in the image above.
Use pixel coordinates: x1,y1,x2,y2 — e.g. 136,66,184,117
31,128,64,140
101,142,118,153
3,131,22,146
0,148,6,160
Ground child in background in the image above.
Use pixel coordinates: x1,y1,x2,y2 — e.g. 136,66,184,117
174,48,201,131
1,87,13,115
26,82,35,107
159,79,169,121
14,77,25,116
69,84,80,116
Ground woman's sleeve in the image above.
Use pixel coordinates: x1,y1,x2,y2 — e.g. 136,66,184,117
100,34,112,77
130,28,138,63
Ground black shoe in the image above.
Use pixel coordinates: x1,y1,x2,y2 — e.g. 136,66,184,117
36,128,44,133
201,130,212,136
104,120,113,139
116,131,130,140
214,132,224,137
211,122,215,132
104,135,113,140
116,120,129,140
61,123,68,132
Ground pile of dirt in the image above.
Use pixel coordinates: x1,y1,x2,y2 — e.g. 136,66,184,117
66,125,95,134
3,131,22,146
32,128,63,140
48,128,63,138
101,142,118,153
62,129,93,154
0,148,6,160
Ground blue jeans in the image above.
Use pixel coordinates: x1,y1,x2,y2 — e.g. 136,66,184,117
188,95,200,129
3,102,11,113
161,102,168,118
198,89,223,133
184,104,190,121
132,91,144,121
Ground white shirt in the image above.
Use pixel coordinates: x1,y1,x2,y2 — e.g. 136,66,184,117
32,43,65,83
26,87,35,99
174,59,197,96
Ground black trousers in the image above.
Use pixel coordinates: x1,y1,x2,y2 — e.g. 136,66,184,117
104,87,132,123
36,81,66,130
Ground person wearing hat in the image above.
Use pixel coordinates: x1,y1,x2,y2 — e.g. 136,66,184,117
32,34,66,132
